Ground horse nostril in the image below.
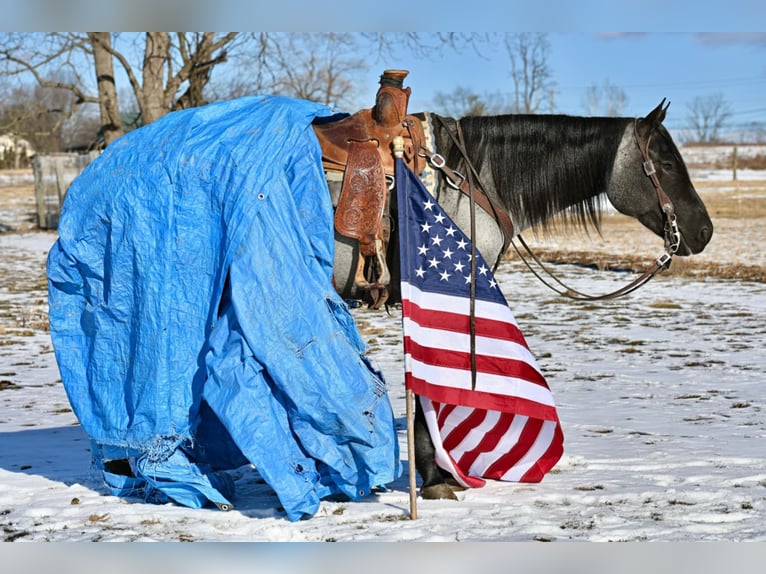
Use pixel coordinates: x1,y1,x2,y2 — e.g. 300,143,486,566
699,225,712,245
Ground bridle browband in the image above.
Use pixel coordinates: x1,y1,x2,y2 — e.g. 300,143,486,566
418,115,682,301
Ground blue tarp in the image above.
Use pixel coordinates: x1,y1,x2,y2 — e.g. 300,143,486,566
46,95,401,521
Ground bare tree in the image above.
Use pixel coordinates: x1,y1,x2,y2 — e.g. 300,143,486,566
0,33,94,148
432,86,514,117
1,32,491,148
229,32,367,107
604,83,628,116
582,79,628,116
503,33,554,113
61,106,102,151
687,93,732,143
88,33,121,145
1,32,241,145
362,32,491,61
583,85,600,116
215,33,493,111
433,86,488,117
0,80,79,153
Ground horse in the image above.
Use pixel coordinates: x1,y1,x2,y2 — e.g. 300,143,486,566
325,100,714,500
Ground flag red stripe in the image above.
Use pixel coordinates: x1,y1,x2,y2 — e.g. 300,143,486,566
454,412,515,471
420,397,487,489
441,408,490,451
404,371,560,421
436,402,456,427
481,416,545,480
402,298,529,346
516,423,565,482
404,336,548,387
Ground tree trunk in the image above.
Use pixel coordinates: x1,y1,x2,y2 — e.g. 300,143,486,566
173,33,216,111
141,32,171,124
88,33,123,145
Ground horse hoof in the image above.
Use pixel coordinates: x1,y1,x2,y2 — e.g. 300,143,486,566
421,484,458,500
445,478,467,492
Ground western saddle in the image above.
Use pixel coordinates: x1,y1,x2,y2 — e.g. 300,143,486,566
313,69,425,308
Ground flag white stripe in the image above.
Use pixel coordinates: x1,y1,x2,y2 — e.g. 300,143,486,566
468,419,557,481
420,397,484,489
402,283,521,330
402,316,541,371
439,407,504,462
406,354,557,407
466,416,532,477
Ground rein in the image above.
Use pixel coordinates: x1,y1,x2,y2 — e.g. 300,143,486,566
420,116,681,301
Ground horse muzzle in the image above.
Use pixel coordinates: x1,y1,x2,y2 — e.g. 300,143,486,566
677,219,714,256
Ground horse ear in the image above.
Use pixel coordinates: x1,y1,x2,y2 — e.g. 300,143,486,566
637,98,670,139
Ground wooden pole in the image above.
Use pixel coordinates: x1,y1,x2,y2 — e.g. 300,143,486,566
406,388,418,520
394,134,418,520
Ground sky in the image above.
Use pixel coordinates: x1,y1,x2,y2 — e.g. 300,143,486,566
3,2,766,140
361,33,766,137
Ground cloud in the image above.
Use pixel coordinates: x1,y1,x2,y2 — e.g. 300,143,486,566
696,33,766,47
592,33,649,40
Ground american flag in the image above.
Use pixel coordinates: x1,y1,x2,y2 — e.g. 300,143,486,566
396,158,564,487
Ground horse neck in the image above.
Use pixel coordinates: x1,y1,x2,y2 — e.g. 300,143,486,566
438,114,633,234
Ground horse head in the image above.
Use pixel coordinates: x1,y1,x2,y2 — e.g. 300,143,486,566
607,100,713,255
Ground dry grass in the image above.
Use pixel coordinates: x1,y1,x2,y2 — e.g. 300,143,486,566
506,179,766,283
2,171,765,284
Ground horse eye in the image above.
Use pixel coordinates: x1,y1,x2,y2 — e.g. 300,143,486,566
661,161,674,172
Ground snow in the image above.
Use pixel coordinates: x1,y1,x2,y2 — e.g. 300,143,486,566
2,228,765,543
1,166,766,545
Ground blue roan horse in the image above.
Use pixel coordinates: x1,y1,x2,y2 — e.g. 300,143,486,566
329,101,714,499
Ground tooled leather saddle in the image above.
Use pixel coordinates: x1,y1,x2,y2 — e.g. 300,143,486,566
313,69,425,308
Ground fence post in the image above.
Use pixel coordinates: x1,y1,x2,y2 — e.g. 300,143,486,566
32,152,100,229
732,145,738,181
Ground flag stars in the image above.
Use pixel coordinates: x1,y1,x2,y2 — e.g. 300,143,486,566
408,194,499,291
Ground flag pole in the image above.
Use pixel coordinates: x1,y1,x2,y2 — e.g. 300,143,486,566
394,136,418,520
406,388,418,520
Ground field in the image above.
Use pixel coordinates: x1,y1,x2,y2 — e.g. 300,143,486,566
509,178,766,283
1,164,766,542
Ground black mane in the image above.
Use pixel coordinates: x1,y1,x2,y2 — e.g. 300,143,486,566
433,113,631,233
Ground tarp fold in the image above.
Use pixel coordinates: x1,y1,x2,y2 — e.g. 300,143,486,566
47,95,401,521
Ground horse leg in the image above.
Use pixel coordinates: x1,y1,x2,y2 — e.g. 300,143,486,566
414,396,458,500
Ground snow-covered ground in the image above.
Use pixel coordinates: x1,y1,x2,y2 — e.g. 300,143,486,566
1,164,766,544
1,227,765,542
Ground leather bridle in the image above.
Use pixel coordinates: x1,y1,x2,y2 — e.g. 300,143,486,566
421,116,683,301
